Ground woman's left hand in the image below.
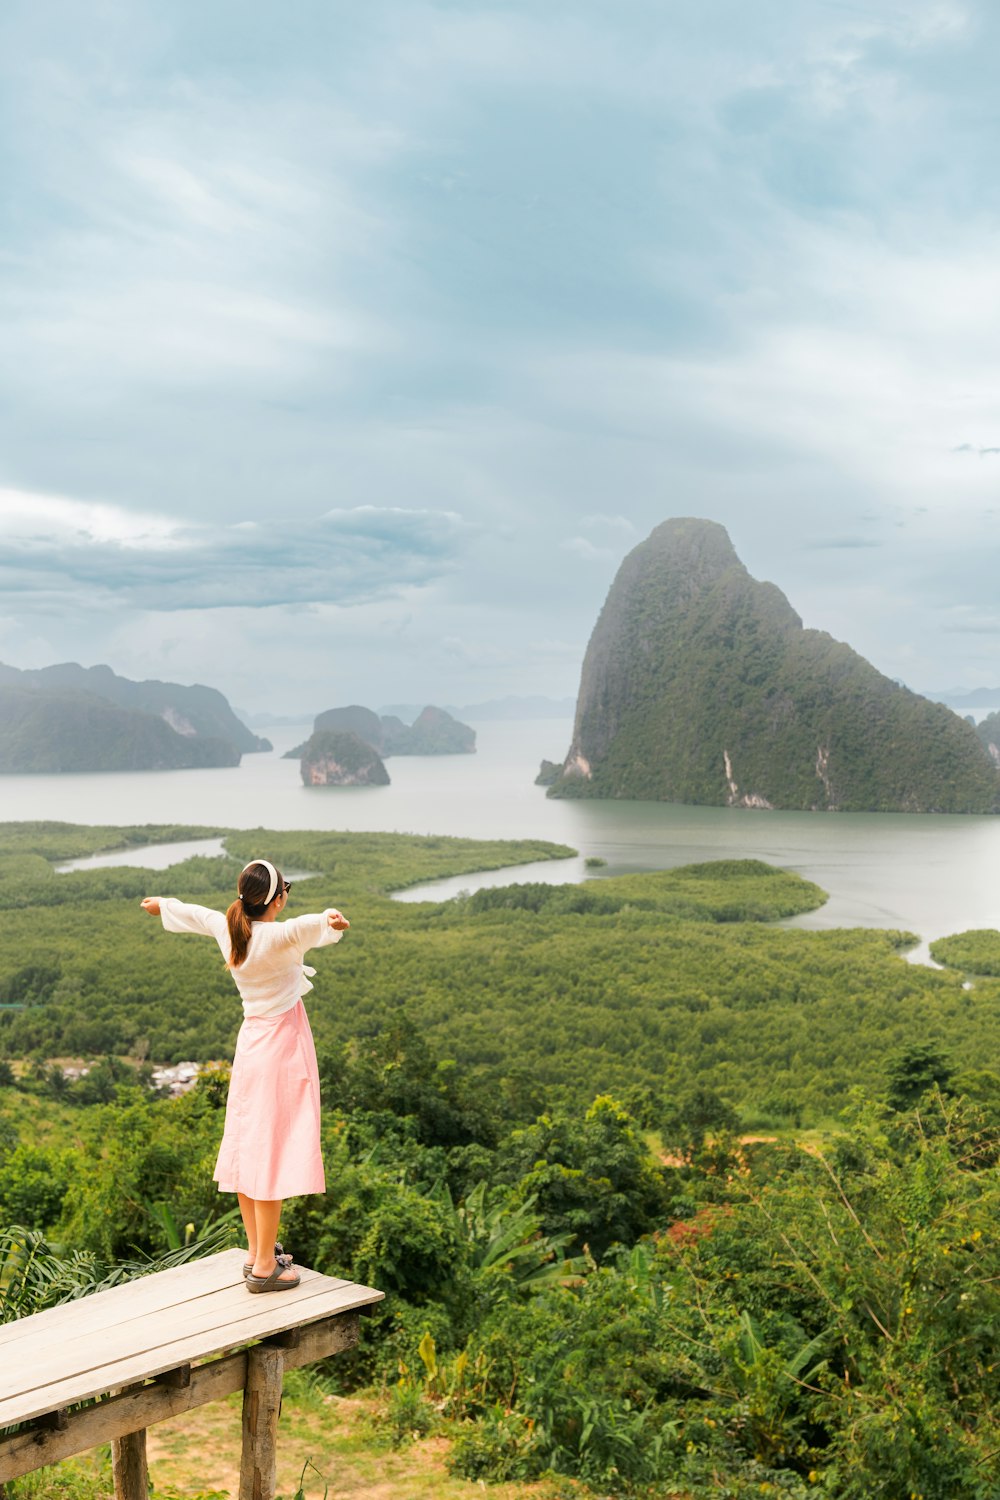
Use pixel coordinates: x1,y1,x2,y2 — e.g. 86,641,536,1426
140,898,161,916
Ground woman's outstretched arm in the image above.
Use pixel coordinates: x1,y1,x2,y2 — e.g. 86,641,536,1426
280,908,350,953
140,896,226,940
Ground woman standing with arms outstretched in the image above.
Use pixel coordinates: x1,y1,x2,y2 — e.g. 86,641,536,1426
140,859,349,1293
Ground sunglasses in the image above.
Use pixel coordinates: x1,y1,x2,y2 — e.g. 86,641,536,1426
283,881,292,895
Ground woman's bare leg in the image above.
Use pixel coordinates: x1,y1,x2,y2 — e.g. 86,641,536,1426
251,1199,296,1281
237,1193,256,1262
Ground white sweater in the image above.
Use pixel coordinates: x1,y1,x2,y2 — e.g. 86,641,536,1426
158,898,344,1019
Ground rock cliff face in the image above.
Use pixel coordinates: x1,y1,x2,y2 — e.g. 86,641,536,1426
975,711,1000,768
548,518,1000,813
300,729,390,787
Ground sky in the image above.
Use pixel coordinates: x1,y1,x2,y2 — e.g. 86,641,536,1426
2,0,1000,716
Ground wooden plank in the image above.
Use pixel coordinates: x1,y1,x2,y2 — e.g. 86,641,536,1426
18,1271,325,1388
3,1280,345,1376
10,1272,366,1404
0,1250,351,1365
0,1251,249,1353
0,1313,359,1482
239,1346,283,1500
0,1284,379,1422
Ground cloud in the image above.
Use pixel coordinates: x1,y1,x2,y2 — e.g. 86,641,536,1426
560,536,618,561
802,536,884,550
0,489,471,611
3,0,1000,707
581,514,637,536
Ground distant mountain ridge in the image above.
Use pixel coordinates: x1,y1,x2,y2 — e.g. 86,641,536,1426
931,687,1000,710
547,519,1000,813
0,660,268,773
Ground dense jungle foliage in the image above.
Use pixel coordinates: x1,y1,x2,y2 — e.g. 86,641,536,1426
5,1045,1000,1497
929,928,1000,977
3,821,1000,1497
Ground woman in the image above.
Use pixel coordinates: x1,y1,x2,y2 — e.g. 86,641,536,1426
140,859,349,1293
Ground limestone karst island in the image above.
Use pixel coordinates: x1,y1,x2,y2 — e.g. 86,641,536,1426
545,518,1000,813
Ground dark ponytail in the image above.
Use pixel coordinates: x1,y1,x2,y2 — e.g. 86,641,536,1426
227,860,284,967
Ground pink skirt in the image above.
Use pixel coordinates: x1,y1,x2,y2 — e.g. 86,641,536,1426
214,999,326,1200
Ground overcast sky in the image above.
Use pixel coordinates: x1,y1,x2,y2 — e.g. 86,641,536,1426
2,0,999,715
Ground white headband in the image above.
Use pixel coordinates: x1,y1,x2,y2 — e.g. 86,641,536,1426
241,859,279,905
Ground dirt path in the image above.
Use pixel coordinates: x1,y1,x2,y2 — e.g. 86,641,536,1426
144,1387,565,1500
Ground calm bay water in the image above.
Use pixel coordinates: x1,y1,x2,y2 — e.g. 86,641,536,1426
5,718,999,958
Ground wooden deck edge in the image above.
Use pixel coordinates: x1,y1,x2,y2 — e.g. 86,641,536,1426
0,1311,359,1483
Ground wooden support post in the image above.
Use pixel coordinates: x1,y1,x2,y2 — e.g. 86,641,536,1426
111,1428,148,1500
240,1345,284,1500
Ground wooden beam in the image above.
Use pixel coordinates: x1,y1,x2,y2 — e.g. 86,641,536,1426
35,1410,68,1431
0,1313,359,1483
239,1347,283,1500
111,1428,147,1500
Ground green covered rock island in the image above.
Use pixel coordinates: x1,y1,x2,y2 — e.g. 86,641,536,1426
547,518,1000,812
299,728,391,786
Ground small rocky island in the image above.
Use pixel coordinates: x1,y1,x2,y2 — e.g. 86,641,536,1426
292,703,476,785
299,729,390,787
543,518,1000,814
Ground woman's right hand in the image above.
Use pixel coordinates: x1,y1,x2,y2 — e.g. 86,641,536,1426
140,898,161,916
327,909,350,931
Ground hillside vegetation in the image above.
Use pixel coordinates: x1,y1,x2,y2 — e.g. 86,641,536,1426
0,823,996,1119
4,823,1000,1497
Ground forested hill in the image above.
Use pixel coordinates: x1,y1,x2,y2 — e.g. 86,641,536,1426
548,518,1000,813
0,660,270,757
312,703,476,755
0,687,243,773
0,660,270,772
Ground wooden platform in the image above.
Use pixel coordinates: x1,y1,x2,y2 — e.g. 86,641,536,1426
0,1248,383,1496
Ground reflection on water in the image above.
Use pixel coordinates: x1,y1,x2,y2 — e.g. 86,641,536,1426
2,718,997,951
